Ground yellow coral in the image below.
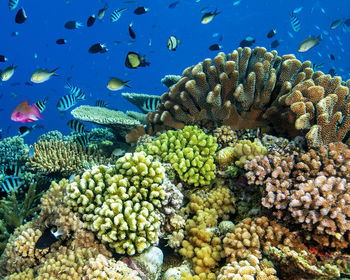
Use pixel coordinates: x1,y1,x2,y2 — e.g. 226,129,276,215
232,139,267,167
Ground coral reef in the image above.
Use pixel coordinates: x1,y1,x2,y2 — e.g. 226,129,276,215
138,126,217,187
37,130,63,142
122,92,162,113
213,125,238,148
0,136,28,165
161,75,182,88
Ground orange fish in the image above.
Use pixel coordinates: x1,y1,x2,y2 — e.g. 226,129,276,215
11,101,42,123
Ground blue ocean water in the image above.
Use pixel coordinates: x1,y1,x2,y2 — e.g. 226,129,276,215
0,0,348,144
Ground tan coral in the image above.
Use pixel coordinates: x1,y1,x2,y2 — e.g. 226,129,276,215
213,125,238,148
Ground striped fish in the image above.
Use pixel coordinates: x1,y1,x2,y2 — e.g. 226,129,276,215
8,0,19,10
75,134,90,147
140,97,161,112
0,177,24,193
65,82,86,101
290,12,301,32
110,8,127,22
95,99,109,108
56,94,77,111
1,164,24,177
67,119,88,133
34,96,48,112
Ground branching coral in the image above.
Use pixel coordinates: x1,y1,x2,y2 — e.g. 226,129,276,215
0,136,28,165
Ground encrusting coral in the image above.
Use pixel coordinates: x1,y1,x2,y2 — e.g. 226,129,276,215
146,47,350,147
138,125,217,187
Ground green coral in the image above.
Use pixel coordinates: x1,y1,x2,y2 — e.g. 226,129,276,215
138,126,217,187
64,151,166,255
0,136,28,165
232,139,267,167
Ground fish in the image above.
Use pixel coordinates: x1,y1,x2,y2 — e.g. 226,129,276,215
28,146,34,159
1,164,23,177
140,97,161,112
232,0,241,6
65,83,86,100
168,1,180,8
330,18,344,30
0,55,8,63
30,68,59,83
56,38,67,45
87,14,96,27
34,96,48,112
200,7,209,13
267,29,276,38
11,101,42,123
239,37,255,48
69,174,76,183
0,177,24,193
167,35,180,51
67,119,88,133
8,0,19,10
25,81,33,86
330,54,335,60
35,227,64,250
209,43,222,51
64,20,83,29
128,22,136,39
298,35,321,52
290,12,301,32
18,124,36,137
15,8,27,24
11,31,19,36
75,134,90,147
107,77,131,91
1,65,17,81
287,31,294,38
97,4,108,19
95,100,109,107
56,94,77,111
88,43,108,53
293,7,303,13
125,52,150,68
134,6,149,15
201,9,220,24
110,8,127,22
329,68,337,76
270,39,280,48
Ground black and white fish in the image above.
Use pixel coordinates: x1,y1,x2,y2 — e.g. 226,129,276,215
75,134,90,147
88,43,108,54
209,43,222,51
65,83,85,100
19,125,36,137
87,14,96,27
1,164,23,178
141,97,161,112
67,119,88,133
95,99,109,107
64,20,83,29
8,0,19,10
56,94,77,111
290,12,301,32
56,38,67,45
0,55,8,63
34,96,48,112
15,8,27,24
134,6,149,15
270,39,281,48
128,22,136,39
110,8,127,22
0,177,24,193
167,35,180,51
35,227,64,249
267,29,276,38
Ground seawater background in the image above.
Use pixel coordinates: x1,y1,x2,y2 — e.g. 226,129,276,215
0,0,348,144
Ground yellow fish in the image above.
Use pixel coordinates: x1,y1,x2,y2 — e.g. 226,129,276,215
107,77,131,91
201,9,220,24
298,36,321,53
30,67,59,83
1,65,17,81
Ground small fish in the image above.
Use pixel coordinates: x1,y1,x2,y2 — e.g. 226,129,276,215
1,65,17,81
8,0,19,10
125,52,150,68
314,25,320,30
329,68,337,76
330,54,335,60
34,96,48,112
267,29,276,38
11,31,19,36
270,39,280,48
141,97,161,112
87,14,96,27
35,227,64,250
110,8,127,22
28,146,34,159
67,119,88,133
311,63,324,72
56,38,67,45
19,124,36,137
330,18,344,30
322,30,329,36
97,4,108,19
114,40,122,45
56,94,77,111
0,177,24,193
127,40,136,45
0,55,8,63
107,77,131,91
95,99,109,107
25,81,33,86
290,12,301,32
2,164,23,177
287,31,294,38
167,35,180,51
128,22,136,39
168,1,180,8
64,20,83,29
200,7,209,13
321,8,326,14
88,43,108,54
232,0,241,6
65,83,85,100
134,6,149,15
11,100,42,123
239,37,255,48
209,43,222,51
298,35,321,52
293,7,303,13
15,8,27,24
31,68,59,83
69,174,76,183
75,134,90,147
201,9,220,24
